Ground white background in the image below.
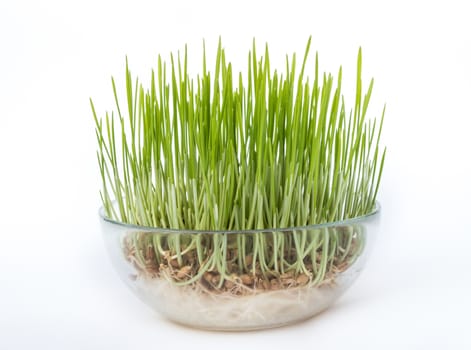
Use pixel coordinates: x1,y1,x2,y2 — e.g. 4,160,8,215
1,0,470,348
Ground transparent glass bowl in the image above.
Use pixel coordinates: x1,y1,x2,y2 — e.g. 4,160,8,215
100,204,380,331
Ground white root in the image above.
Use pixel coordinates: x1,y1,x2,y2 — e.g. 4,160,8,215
131,271,358,330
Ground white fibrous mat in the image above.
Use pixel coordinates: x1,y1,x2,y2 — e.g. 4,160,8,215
131,275,354,330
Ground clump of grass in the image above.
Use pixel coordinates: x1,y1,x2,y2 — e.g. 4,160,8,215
93,37,385,292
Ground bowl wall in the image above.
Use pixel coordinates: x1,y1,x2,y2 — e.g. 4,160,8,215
100,207,380,330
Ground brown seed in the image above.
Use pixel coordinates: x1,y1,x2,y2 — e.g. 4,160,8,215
282,278,296,287
296,273,310,285
337,262,348,272
169,259,180,268
262,279,271,290
211,274,221,285
240,274,254,285
226,262,237,273
280,271,294,279
245,255,253,266
176,265,192,279
270,279,280,290
146,245,154,258
203,272,213,284
224,279,234,289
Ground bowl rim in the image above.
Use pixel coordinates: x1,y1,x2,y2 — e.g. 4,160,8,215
99,201,381,234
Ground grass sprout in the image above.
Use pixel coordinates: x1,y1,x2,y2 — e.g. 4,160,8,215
93,37,385,291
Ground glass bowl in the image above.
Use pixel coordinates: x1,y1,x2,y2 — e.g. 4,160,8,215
99,204,380,331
